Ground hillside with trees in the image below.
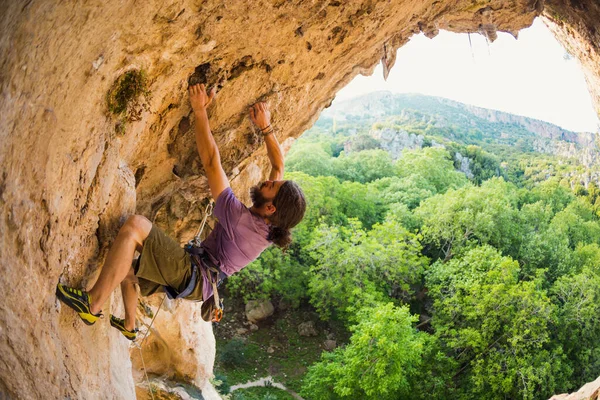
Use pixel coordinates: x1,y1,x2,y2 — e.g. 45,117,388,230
216,92,600,400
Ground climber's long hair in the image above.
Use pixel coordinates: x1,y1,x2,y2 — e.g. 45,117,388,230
268,181,306,249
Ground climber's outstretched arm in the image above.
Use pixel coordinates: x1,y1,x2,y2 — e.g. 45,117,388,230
189,84,230,200
249,102,284,181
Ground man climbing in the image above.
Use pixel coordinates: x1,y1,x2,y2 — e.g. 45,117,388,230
56,84,306,340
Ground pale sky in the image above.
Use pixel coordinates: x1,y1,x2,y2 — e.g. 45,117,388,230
335,18,600,133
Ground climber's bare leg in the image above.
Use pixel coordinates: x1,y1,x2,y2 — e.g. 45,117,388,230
88,215,152,315
120,267,139,331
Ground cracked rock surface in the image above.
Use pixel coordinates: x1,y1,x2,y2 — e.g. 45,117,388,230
1,0,599,398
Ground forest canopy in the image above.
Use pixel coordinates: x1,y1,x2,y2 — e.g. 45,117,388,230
224,93,600,400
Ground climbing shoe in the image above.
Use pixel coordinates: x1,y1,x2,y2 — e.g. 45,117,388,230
55,283,102,325
109,315,138,341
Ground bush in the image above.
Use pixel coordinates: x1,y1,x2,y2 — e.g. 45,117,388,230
213,373,231,395
219,338,247,367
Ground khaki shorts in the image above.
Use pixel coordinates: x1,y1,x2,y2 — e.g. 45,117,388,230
134,225,203,300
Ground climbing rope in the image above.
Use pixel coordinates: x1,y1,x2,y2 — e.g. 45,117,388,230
132,200,213,399
132,292,166,400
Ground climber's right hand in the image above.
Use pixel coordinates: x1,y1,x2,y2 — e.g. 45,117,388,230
249,102,271,131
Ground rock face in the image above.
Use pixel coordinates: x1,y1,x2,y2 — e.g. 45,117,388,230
372,128,424,160
131,297,216,395
550,376,600,400
454,152,475,179
1,0,600,399
457,101,597,142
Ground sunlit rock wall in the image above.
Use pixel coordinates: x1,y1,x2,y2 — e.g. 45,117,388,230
1,0,599,398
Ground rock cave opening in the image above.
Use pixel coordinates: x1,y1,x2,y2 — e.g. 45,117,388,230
1,1,600,399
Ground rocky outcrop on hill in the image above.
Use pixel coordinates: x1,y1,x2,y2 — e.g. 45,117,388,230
454,152,475,179
372,128,424,160
532,137,600,168
1,0,600,398
454,100,598,146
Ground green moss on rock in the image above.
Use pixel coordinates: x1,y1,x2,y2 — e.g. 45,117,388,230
106,69,150,119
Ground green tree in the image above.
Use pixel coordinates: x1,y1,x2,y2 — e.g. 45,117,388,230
331,149,395,183
426,245,571,400
396,147,468,193
463,145,502,184
226,246,307,307
284,172,344,231
528,179,575,214
286,143,334,177
301,303,425,400
549,198,600,250
514,200,570,280
415,177,519,259
369,175,436,209
336,180,386,229
307,219,427,321
587,182,599,204
551,269,600,386
385,202,422,231
571,243,600,274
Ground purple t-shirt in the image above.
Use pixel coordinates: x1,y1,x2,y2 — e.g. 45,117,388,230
199,187,271,301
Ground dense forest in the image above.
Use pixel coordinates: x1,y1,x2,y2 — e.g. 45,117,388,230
219,92,600,400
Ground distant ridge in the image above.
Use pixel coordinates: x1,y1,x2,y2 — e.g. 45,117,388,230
323,91,596,147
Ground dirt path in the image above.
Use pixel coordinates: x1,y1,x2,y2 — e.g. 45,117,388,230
230,376,305,400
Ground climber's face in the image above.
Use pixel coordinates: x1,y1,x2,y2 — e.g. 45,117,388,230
250,180,285,210
260,180,285,200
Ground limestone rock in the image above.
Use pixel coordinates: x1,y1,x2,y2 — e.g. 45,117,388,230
235,328,249,336
372,128,425,160
455,152,474,179
245,300,275,323
298,321,318,337
549,375,600,400
131,298,216,394
323,340,337,351
1,0,600,398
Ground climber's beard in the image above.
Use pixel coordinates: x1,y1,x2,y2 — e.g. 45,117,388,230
250,184,269,208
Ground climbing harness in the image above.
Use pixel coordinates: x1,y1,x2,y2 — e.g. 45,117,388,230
134,201,219,399
182,200,226,323
160,200,224,321
186,245,226,323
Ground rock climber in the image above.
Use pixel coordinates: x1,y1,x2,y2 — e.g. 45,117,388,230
56,83,306,340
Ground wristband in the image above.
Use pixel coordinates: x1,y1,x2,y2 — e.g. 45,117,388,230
262,128,274,137
260,124,271,132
